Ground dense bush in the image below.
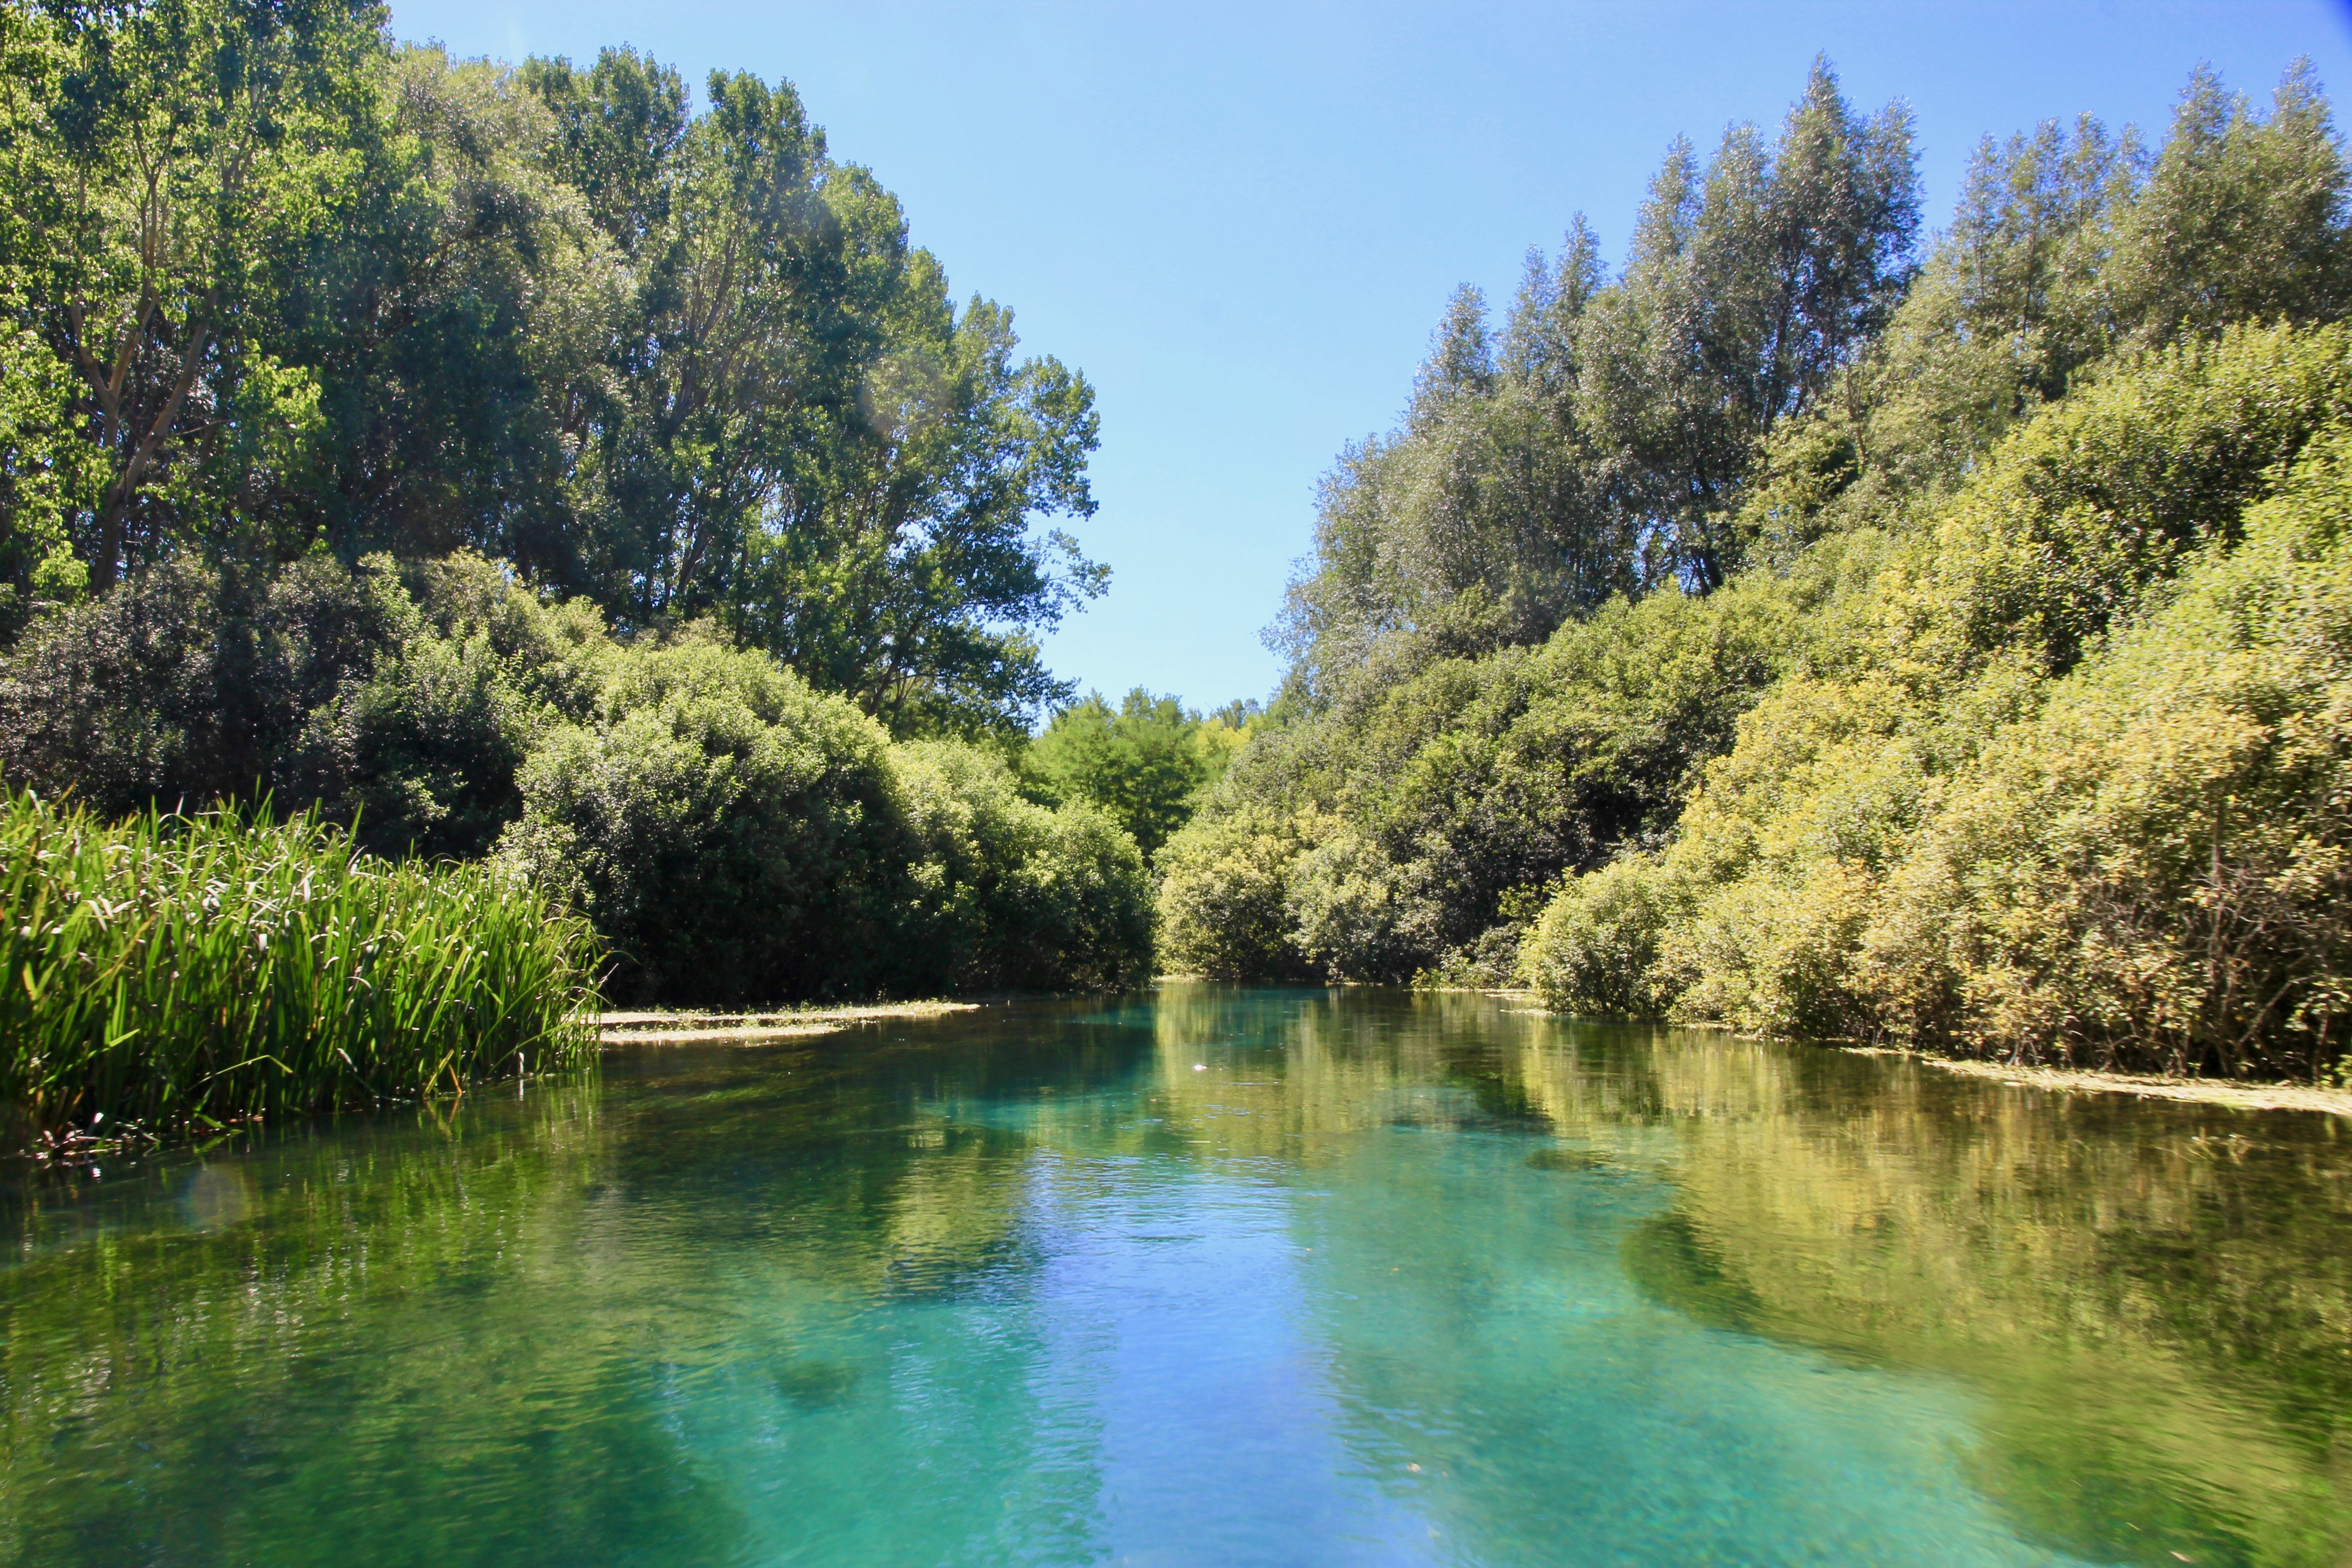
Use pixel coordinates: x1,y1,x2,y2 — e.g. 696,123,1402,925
0,555,1159,1009
1022,688,1247,859
0,552,611,860
1154,803,1324,980
1515,858,1675,1016
1156,575,1803,981
0,556,391,824
493,631,1158,1004
1867,431,2352,1076
494,632,914,1004
1512,343,2352,1078
1176,65,2352,1080
0,794,600,1140
896,742,1154,993
1627,324,2352,1050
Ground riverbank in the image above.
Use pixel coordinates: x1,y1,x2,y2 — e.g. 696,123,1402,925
595,1001,982,1045
0,794,600,1147
1489,990,2352,1117
1862,1051,2352,1117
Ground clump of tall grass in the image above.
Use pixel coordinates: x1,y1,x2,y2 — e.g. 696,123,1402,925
0,792,602,1142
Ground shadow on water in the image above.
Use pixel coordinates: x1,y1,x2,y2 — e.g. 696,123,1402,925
1619,1208,1766,1334
0,986,2347,1566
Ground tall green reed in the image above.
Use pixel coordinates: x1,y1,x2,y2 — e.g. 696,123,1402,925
0,792,602,1142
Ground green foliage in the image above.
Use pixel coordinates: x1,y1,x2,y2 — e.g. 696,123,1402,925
1186,60,2352,1080
0,549,1155,1006
1859,66,2351,500
1647,323,2352,1055
7,0,377,590
0,554,397,824
895,741,1154,992
1162,571,1803,982
513,49,1107,738
1516,857,1676,1015
0,550,608,860
0,792,600,1140
1153,803,1323,979
1025,687,1225,858
1902,320,2352,680
1862,427,2352,1075
0,7,1105,739
494,632,915,1004
490,629,1154,1005
1274,57,1919,695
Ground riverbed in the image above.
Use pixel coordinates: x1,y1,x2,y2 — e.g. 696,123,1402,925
4,986,2347,1566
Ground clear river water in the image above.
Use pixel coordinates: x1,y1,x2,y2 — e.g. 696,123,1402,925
3,986,2350,1567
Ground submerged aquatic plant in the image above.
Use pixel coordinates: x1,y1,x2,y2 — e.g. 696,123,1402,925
0,792,601,1141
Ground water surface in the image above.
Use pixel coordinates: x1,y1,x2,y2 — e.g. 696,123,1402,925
5,987,2350,1566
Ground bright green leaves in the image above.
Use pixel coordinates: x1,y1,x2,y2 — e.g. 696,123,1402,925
1025,688,1231,861
0,15,1107,739
16,0,382,587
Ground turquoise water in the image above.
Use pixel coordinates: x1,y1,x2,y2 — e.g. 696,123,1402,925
5,987,2349,1566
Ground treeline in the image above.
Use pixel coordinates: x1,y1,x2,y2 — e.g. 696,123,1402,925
0,0,1102,735
1163,60,2352,1080
0,0,1190,1003
0,551,1156,1003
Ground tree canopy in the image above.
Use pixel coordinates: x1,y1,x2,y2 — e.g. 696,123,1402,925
0,0,1103,737
1170,58,2352,1081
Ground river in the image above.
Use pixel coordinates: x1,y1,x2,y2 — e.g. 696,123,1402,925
3,986,2347,1566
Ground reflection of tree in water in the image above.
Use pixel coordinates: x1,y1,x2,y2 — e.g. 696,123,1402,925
0,1082,750,1568
1481,1008,2352,1568
5,993,2348,1567
0,1013,1152,1568
1133,987,2352,1566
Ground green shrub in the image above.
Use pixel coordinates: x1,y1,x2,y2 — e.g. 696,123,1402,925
896,741,1153,991
1658,323,2352,1046
0,551,616,861
0,793,600,1142
311,554,615,859
1154,803,1323,979
1516,857,1678,1015
1024,688,1224,858
495,632,1158,1004
0,556,391,821
1863,426,2352,1075
495,632,911,1005
1164,570,1804,983
1903,320,2352,679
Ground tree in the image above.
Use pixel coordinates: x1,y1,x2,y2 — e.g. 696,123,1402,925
11,0,382,590
1583,55,1920,589
1274,60,1919,706
519,53,1107,737
1026,687,1215,858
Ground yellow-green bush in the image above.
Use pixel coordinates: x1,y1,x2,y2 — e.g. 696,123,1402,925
1514,856,1677,1015
1160,575,1804,982
1642,325,2352,1052
1862,427,2352,1075
1154,803,1324,978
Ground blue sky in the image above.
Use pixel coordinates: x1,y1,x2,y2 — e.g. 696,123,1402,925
386,0,2352,715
